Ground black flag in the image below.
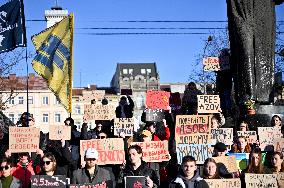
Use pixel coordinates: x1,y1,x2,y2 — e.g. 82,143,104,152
0,0,26,53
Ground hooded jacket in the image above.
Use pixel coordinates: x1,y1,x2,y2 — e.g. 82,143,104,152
169,171,209,188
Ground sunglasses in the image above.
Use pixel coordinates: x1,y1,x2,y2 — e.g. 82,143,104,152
98,136,106,139
0,165,10,171
41,161,52,165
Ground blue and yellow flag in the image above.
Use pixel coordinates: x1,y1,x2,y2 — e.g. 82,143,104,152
32,14,74,113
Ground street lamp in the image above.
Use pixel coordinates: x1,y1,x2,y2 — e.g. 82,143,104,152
202,36,213,94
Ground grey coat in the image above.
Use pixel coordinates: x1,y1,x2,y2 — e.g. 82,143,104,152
72,165,113,186
0,177,22,188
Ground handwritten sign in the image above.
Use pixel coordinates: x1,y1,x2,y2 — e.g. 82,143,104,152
145,109,165,122
245,174,278,188
82,90,105,102
49,125,71,140
31,175,66,188
197,95,220,113
175,115,211,145
114,118,134,136
277,173,284,188
130,141,169,162
203,57,220,71
273,138,284,154
125,176,146,188
94,104,116,120
227,153,249,171
211,128,233,145
176,144,213,164
258,127,282,151
84,104,95,121
237,131,257,144
80,138,125,165
205,179,241,188
213,156,238,173
69,181,113,188
9,127,40,153
146,90,170,110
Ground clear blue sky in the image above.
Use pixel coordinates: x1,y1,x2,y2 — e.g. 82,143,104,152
4,0,284,87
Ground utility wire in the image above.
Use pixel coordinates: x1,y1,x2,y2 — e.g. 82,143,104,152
77,27,227,30
76,32,211,35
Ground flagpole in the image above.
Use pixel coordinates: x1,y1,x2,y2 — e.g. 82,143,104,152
25,47,29,127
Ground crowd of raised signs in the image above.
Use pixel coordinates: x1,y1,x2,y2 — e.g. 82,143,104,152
0,83,284,188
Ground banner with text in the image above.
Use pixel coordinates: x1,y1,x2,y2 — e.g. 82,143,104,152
177,144,213,164
9,127,40,153
114,118,134,136
197,95,220,113
82,90,105,102
84,104,95,121
69,181,113,188
31,175,66,188
205,179,241,188
146,90,170,110
237,131,257,144
245,173,278,188
258,127,282,151
49,125,71,140
145,109,165,122
211,128,233,145
94,104,116,120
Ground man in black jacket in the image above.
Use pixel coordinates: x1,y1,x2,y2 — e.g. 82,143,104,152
115,95,134,118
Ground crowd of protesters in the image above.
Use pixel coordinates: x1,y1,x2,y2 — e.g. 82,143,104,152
0,82,283,188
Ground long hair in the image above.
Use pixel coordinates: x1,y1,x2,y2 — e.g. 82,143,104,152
271,152,284,172
246,148,264,173
233,136,251,153
203,158,220,179
41,152,57,172
271,115,282,126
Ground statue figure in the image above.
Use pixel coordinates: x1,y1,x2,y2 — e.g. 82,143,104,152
227,0,284,104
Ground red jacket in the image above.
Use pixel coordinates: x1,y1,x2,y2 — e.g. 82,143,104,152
153,127,170,141
12,162,35,188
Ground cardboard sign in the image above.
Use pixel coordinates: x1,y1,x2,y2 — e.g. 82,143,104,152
211,128,233,145
31,175,66,188
94,104,116,120
197,95,220,113
84,104,95,121
277,173,284,188
9,127,40,153
203,57,220,71
237,131,257,144
80,138,125,165
245,173,278,188
258,127,282,151
175,115,211,145
145,109,165,122
82,90,105,102
176,144,213,164
213,156,238,173
124,176,146,188
69,181,113,188
227,153,249,171
114,118,134,136
205,179,241,188
49,125,71,140
146,90,170,110
130,141,170,162
273,138,284,154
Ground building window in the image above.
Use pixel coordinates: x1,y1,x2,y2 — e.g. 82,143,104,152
18,114,22,123
9,98,14,105
141,69,146,74
18,96,24,104
147,69,152,74
43,113,49,123
129,69,133,75
55,113,61,123
28,96,33,104
123,69,128,74
54,97,60,105
43,96,49,105
74,106,81,114
8,114,15,123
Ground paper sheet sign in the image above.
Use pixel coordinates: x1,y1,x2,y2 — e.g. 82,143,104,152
49,125,71,140
176,144,213,164
80,138,125,165
146,90,170,110
211,128,233,145
237,131,257,144
130,141,170,162
258,127,282,151
94,104,116,120
9,127,40,153
84,104,95,121
114,118,134,136
203,57,220,71
145,109,165,122
213,156,238,173
205,179,241,188
82,90,105,102
245,173,278,188
197,95,220,113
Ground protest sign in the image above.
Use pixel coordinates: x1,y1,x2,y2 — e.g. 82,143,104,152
273,138,284,154
258,127,282,151
145,109,165,122
227,153,249,171
69,181,113,188
203,57,220,71
93,104,116,120
49,125,71,140
82,90,105,102
120,89,132,96
197,95,220,113
176,144,213,164
212,156,238,173
80,138,125,165
146,90,170,110
130,141,169,162
114,118,134,136
277,173,284,188
124,176,146,188
175,115,211,145
237,131,257,144
245,173,278,188
9,127,40,153
84,104,95,121
31,175,66,188
204,179,241,188
211,128,233,145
